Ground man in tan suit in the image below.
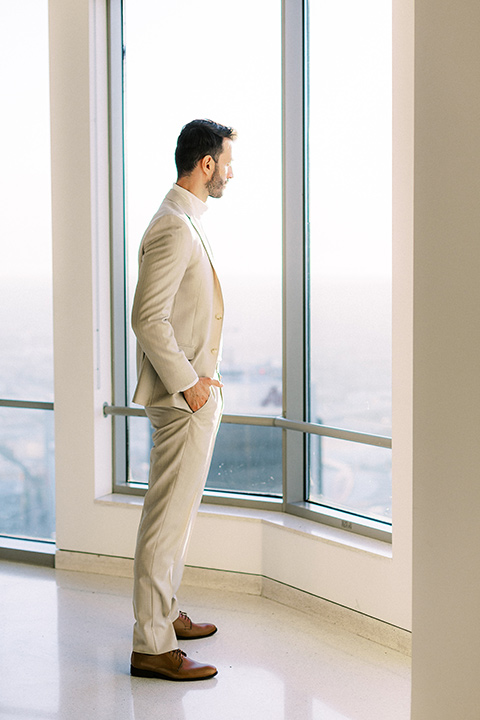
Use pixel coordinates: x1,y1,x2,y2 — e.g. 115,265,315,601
130,120,236,681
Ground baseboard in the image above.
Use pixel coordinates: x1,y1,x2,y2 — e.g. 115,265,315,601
182,564,263,595
0,537,55,567
55,550,411,656
182,565,411,656
55,549,134,577
260,575,411,656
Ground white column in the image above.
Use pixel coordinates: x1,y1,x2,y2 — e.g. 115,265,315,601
412,0,480,716
49,0,114,551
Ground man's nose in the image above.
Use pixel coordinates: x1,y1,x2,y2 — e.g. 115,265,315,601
227,166,234,179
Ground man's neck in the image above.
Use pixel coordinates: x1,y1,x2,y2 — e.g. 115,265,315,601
176,176,208,203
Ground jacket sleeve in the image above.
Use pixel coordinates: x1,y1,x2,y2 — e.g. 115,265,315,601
131,213,199,394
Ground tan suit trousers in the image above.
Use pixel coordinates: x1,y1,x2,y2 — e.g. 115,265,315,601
132,385,223,654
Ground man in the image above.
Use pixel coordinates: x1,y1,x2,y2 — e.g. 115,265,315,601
130,119,236,681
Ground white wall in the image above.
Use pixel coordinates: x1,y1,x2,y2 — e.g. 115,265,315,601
411,0,480,717
49,0,413,638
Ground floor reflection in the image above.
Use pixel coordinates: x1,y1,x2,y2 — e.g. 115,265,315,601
0,561,410,720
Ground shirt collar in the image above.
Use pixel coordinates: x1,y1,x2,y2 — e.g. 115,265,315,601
172,183,208,220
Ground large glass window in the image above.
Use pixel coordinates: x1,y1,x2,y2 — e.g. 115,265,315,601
111,0,392,537
307,0,392,522
0,0,54,541
121,0,282,494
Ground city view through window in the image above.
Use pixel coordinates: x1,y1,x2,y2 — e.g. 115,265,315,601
307,0,392,520
0,1,54,541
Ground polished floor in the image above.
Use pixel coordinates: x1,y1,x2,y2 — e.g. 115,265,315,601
0,560,411,720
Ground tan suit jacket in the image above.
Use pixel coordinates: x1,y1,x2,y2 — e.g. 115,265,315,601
131,186,224,411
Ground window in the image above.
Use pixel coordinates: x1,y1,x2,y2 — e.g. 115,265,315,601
112,0,283,498
109,0,392,538
307,0,392,523
0,1,54,541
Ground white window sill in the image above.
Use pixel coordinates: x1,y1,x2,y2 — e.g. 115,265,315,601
95,493,392,559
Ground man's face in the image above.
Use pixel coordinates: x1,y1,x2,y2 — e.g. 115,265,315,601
206,139,234,199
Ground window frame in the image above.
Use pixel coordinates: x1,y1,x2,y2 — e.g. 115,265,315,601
106,0,392,543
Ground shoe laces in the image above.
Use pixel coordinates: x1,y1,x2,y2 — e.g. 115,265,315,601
170,648,187,667
178,611,192,628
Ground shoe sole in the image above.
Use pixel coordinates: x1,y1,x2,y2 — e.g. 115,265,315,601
174,627,218,640
130,665,218,682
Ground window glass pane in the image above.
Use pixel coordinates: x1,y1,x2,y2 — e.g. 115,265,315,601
208,424,282,496
128,419,283,495
0,1,54,542
0,409,55,540
310,435,391,522
128,417,151,485
307,0,392,515
123,0,282,492
0,0,53,403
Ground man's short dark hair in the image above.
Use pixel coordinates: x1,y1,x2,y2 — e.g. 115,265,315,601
175,119,237,178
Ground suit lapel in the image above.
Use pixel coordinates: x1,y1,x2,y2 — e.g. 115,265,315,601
184,213,224,317
185,213,216,267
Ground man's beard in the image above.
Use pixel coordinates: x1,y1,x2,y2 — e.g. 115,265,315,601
206,168,227,198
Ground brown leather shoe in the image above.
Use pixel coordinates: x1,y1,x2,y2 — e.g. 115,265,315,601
173,610,217,640
130,649,217,681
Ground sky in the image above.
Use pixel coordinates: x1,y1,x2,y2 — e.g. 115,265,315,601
0,0,52,280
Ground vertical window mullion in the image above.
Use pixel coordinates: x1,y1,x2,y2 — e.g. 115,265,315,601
108,0,129,491
283,0,308,506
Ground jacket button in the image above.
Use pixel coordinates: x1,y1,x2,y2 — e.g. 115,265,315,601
216,313,223,320
211,348,217,354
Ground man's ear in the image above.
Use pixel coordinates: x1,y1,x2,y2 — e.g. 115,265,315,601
200,154,215,177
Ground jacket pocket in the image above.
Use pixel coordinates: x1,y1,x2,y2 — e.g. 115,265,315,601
178,344,195,360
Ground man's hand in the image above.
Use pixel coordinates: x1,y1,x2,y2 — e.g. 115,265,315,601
183,377,223,412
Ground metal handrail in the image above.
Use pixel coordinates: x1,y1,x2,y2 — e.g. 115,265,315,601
102,404,391,449
0,399,54,411
0,399,391,448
